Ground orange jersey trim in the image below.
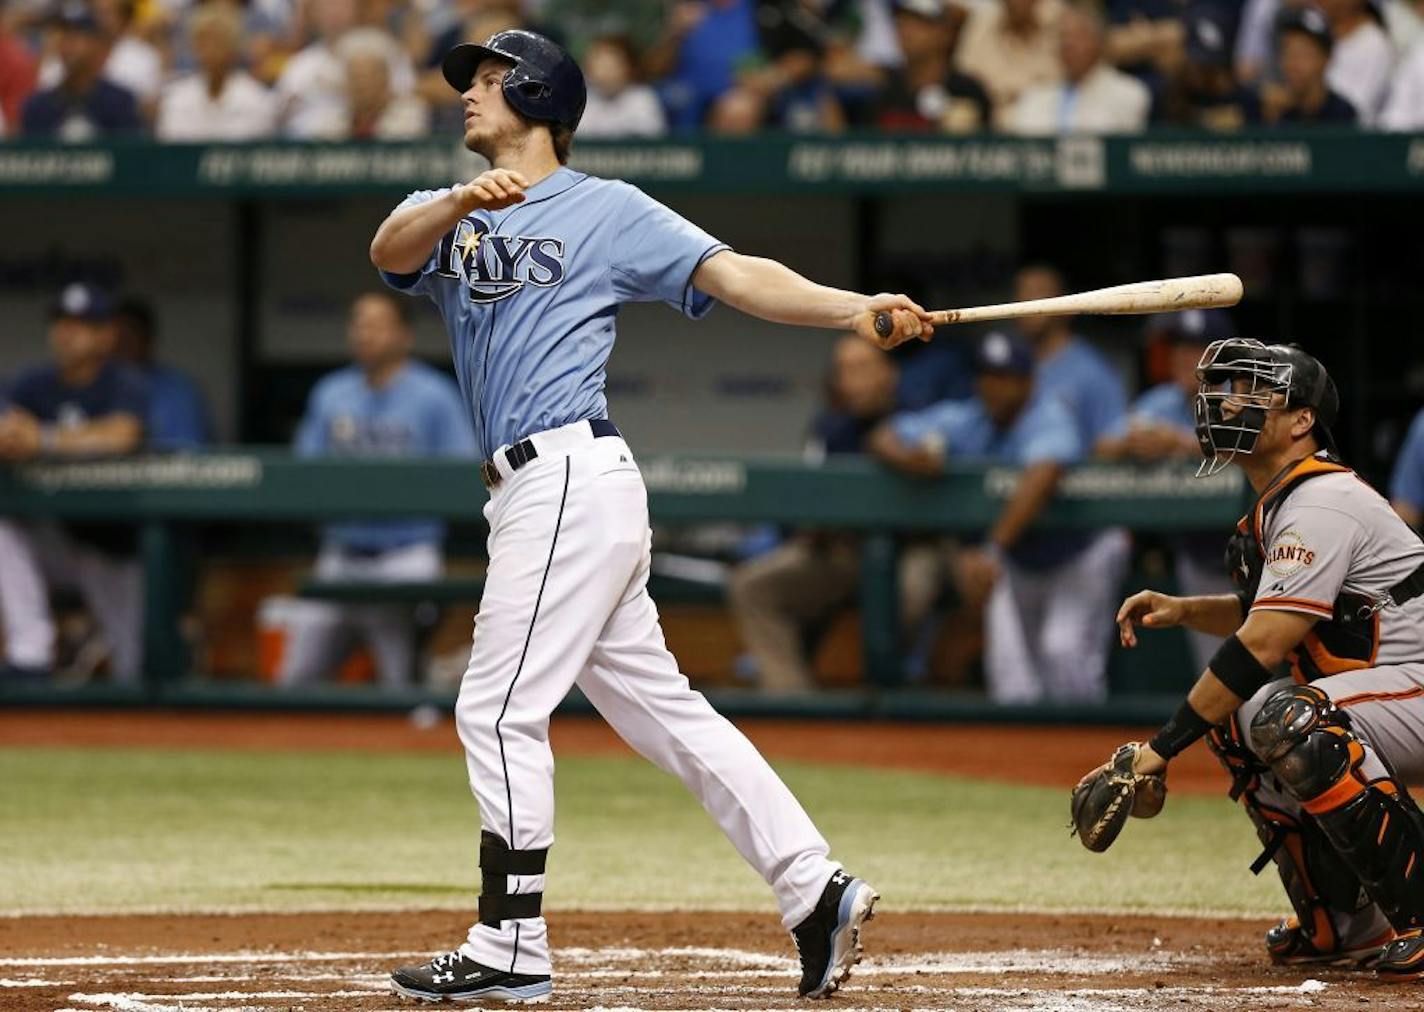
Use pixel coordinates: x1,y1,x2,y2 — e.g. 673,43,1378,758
1253,596,1335,618
1335,686,1424,709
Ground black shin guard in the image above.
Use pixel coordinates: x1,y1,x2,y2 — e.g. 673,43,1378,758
1251,685,1424,934
478,831,548,927
1208,715,1366,951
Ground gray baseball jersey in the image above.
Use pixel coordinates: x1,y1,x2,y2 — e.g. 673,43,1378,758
1247,455,1424,676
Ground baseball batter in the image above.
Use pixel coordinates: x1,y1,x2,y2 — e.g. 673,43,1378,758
368,30,930,1003
1075,338,1424,979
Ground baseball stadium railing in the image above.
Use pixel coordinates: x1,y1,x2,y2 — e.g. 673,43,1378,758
0,130,1420,195
0,453,1247,720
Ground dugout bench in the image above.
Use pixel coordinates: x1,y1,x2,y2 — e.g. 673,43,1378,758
0,452,1247,717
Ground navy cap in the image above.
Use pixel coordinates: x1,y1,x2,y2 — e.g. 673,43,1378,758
1150,307,1235,344
974,331,1035,376
50,0,102,32
51,282,115,322
1279,5,1332,53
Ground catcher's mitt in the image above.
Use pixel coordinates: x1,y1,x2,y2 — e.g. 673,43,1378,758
1070,742,1167,853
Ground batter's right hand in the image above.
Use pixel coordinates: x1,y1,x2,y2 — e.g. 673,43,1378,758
452,168,529,213
1116,590,1185,647
856,293,934,350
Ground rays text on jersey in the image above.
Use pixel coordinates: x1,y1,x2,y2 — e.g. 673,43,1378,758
436,220,566,304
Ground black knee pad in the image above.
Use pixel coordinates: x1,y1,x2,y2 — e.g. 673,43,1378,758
1249,685,1356,801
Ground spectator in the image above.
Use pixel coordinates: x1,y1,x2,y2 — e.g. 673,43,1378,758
1390,405,1424,530
1008,0,1152,133
731,0,856,132
277,292,475,689
156,1,279,141
1381,39,1424,128
871,331,1120,704
1096,309,1235,670
874,0,991,132
0,0,40,137
1162,5,1262,127
728,335,951,692
538,0,674,59
111,297,213,451
94,0,161,112
331,26,429,138
275,0,414,138
957,0,1063,128
578,33,667,136
0,282,149,682
1104,0,1192,91
21,0,142,139
646,0,761,129
1259,6,1358,123
1319,0,1394,123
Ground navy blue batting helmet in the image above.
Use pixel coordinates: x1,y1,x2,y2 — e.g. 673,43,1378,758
442,30,587,133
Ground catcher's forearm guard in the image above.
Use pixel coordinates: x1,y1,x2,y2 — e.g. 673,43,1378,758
1070,742,1168,852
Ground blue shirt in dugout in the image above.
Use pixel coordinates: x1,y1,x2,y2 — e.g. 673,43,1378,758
380,168,728,461
296,361,476,552
1035,337,1128,449
1391,407,1424,514
1102,381,1195,439
8,360,151,428
890,393,1091,568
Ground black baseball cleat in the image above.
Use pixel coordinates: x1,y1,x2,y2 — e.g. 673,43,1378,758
1376,928,1424,981
391,947,552,1002
791,869,879,998
1264,916,1393,968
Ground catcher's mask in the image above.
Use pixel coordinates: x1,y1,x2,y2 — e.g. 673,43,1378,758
1193,338,1340,477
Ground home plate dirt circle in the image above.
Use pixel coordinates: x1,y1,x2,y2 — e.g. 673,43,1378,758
0,910,1404,1012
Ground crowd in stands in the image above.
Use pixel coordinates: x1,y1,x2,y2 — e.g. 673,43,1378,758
1,0,1422,141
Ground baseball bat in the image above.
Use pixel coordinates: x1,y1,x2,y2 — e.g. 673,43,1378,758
872,273,1243,340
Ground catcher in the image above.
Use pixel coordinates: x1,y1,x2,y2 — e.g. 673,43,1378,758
1072,338,1424,980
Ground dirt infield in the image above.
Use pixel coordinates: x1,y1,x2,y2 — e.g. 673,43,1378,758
1,909,1414,1012
8,710,1382,1010
0,709,1228,794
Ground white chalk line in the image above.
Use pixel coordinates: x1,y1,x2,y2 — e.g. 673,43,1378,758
0,950,427,968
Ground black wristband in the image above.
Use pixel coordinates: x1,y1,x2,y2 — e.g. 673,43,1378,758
1149,699,1214,760
1209,633,1276,699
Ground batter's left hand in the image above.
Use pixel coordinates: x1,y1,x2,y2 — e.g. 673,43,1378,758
856,294,934,350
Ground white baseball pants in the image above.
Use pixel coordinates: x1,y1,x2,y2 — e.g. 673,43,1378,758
278,540,442,688
984,528,1130,704
0,518,143,680
453,422,838,975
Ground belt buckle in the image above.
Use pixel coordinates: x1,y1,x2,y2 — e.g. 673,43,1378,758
480,460,500,490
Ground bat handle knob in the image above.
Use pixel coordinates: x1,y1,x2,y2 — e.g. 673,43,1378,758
873,312,894,340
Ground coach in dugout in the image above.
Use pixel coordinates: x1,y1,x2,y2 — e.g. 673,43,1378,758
0,282,149,682
1097,308,1237,671
275,291,475,689
871,330,1121,703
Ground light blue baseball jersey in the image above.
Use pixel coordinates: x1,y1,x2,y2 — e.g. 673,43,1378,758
1035,337,1127,449
1104,381,1195,438
1391,407,1424,513
890,392,1087,568
379,168,729,460
296,360,476,551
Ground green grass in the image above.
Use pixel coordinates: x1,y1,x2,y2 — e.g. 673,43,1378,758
0,746,1283,917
